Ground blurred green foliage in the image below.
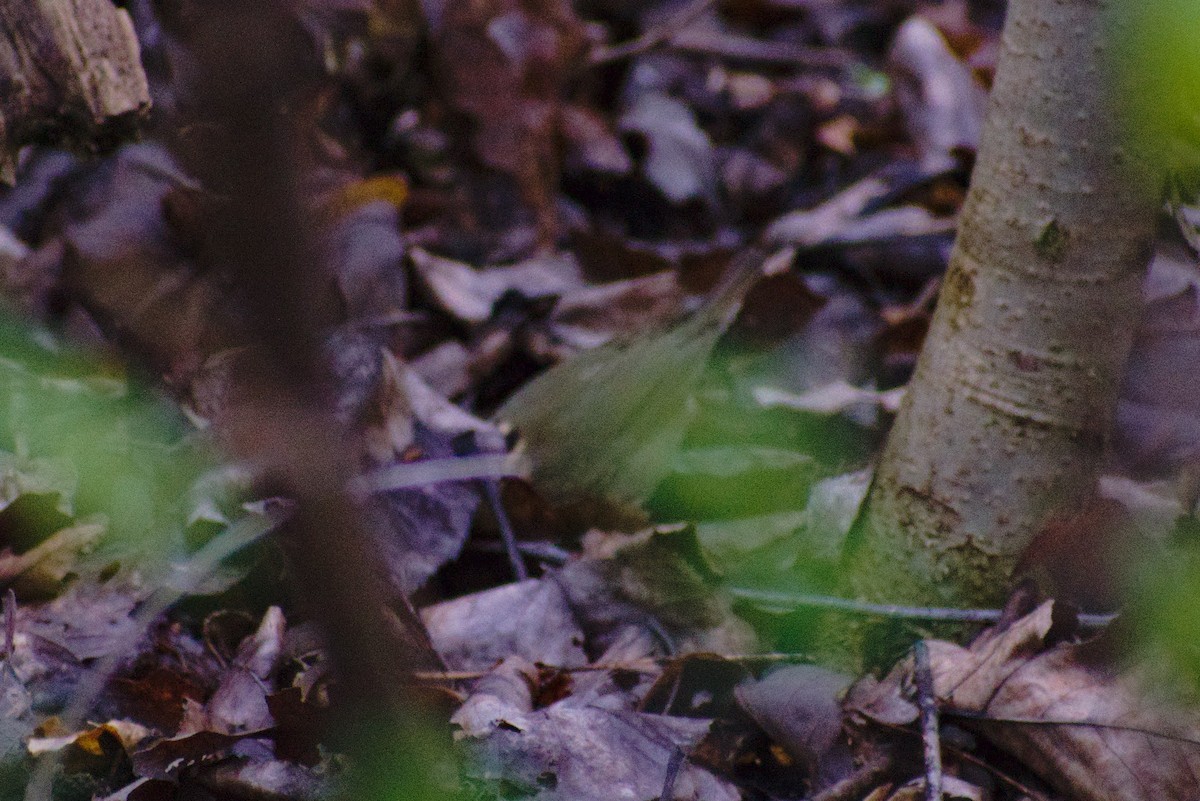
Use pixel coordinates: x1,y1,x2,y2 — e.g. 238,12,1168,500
1133,518,1200,688
0,309,209,561
1111,0,1200,198
1112,0,1200,689
341,710,465,801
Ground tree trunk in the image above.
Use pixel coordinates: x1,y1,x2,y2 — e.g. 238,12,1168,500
845,0,1163,609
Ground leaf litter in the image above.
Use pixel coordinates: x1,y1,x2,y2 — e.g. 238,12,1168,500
0,0,1196,799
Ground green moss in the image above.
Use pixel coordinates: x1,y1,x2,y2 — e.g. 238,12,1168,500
940,265,975,330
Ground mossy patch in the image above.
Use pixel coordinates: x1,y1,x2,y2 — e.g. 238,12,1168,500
941,264,975,328
1035,218,1069,262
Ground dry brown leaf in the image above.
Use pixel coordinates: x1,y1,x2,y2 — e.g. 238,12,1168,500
734,665,855,790
204,607,285,735
547,270,688,351
430,0,586,242
555,525,757,656
6,522,104,597
618,91,718,206
421,579,587,672
849,601,1200,801
457,701,739,801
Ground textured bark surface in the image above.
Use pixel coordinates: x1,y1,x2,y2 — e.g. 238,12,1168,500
0,0,149,180
846,0,1163,608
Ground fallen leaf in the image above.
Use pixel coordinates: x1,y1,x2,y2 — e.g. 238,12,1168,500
555,525,757,656
546,270,688,351
111,668,205,733
6,522,105,597
205,607,284,735
430,0,586,241
734,665,855,790
325,198,407,322
450,655,538,737
888,16,986,171
422,579,587,672
459,703,739,801
131,729,263,780
361,355,506,595
191,757,328,800
619,91,718,206
561,104,633,177
849,601,1200,801
58,144,237,385
266,687,327,766
410,248,585,326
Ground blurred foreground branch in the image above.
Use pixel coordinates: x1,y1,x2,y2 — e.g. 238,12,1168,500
165,0,449,795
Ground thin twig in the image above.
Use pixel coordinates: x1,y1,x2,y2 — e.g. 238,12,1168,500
589,0,716,66
872,718,1051,801
913,641,943,801
353,453,522,494
728,586,1118,629
660,747,686,801
453,435,528,581
808,750,892,801
412,651,818,683
3,589,13,658
482,479,527,581
669,29,853,69
467,539,572,565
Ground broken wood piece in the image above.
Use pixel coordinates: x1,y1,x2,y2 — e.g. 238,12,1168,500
0,0,151,181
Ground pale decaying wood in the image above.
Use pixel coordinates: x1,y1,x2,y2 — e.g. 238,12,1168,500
0,0,150,180
848,0,1163,608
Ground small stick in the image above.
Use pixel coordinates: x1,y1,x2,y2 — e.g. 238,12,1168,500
412,649,819,683
3,589,14,658
453,434,527,581
728,586,1117,629
589,0,716,66
468,539,572,565
660,747,686,801
913,641,943,801
482,479,528,581
668,29,853,69
809,751,892,801
872,718,1051,801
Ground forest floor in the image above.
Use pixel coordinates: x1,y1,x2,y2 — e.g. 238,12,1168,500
0,0,1197,799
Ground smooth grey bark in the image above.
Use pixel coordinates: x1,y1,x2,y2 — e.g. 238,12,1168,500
846,0,1163,608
